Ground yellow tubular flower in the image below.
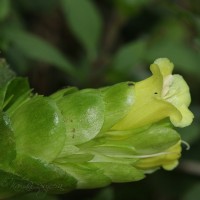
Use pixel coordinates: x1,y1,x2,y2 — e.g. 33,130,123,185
112,58,194,130
135,141,182,171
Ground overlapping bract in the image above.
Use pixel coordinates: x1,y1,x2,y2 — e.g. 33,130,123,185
0,58,193,198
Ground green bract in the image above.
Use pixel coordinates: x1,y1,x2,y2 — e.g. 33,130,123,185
0,58,194,198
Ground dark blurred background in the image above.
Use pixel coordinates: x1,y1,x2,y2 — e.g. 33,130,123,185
0,0,200,199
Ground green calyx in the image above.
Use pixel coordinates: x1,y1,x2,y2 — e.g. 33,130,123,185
0,58,194,197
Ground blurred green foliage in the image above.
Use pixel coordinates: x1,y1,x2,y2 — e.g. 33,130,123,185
0,0,200,199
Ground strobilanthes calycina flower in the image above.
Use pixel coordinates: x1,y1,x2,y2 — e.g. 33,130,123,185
0,58,194,198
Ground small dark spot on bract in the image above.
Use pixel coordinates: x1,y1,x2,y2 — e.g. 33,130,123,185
128,82,134,86
154,92,158,94
71,129,75,138
72,128,75,132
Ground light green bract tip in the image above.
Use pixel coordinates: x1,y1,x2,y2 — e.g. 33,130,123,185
0,58,194,198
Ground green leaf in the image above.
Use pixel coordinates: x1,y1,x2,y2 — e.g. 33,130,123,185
15,0,58,13
5,45,30,73
0,0,10,21
0,169,36,198
13,155,77,193
3,78,31,114
0,112,16,167
155,19,189,42
0,59,16,109
114,0,151,15
112,39,146,72
60,0,102,59
146,19,200,76
2,29,76,76
0,59,15,87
